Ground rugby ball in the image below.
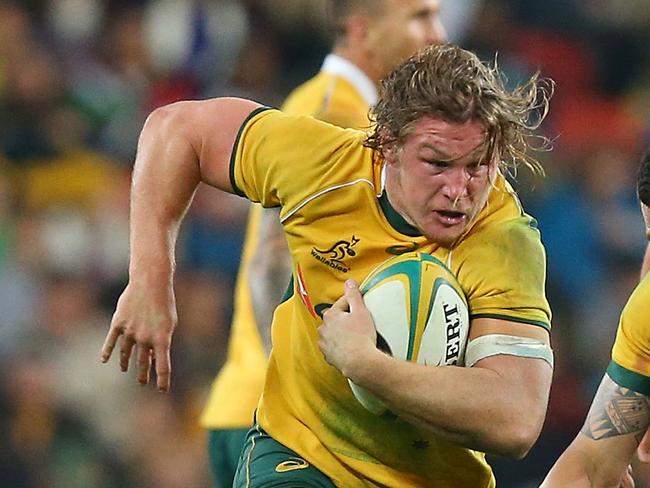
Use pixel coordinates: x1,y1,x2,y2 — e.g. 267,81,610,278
348,252,469,414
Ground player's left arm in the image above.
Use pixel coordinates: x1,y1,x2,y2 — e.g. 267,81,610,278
320,282,552,458
541,373,650,488
399,316,553,458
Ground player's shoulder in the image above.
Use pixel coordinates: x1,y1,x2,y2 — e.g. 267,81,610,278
483,213,540,243
283,72,370,130
466,176,542,247
466,206,541,249
238,105,372,178
610,276,650,391
243,105,358,141
622,273,650,319
455,211,544,277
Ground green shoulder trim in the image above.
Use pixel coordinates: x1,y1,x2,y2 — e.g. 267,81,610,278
229,106,273,198
378,192,421,237
470,313,551,331
607,361,650,396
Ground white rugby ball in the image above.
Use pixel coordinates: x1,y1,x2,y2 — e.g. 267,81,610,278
348,252,469,415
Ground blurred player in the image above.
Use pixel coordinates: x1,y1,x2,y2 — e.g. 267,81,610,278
198,1,446,486
541,151,650,488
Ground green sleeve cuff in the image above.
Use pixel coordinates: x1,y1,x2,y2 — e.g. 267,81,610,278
470,313,551,331
606,361,650,396
229,106,273,198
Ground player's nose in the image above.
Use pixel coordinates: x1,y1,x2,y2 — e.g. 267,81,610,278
442,166,470,201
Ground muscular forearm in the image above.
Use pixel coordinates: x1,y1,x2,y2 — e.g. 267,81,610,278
128,98,259,279
541,444,593,487
128,105,202,283
101,97,261,391
542,435,636,488
544,374,650,487
347,350,551,457
320,287,551,456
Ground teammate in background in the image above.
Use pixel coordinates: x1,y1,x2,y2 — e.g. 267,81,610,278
199,1,447,486
541,151,650,488
101,43,555,487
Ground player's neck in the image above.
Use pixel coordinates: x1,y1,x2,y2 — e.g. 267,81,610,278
332,46,380,88
383,174,417,230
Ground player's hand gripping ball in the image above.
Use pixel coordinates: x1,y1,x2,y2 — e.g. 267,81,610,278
349,252,469,414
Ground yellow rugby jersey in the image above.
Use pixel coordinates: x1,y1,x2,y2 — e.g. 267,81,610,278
231,108,551,488
201,56,375,429
282,70,373,130
607,273,650,394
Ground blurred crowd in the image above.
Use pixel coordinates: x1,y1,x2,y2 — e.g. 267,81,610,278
0,1,649,487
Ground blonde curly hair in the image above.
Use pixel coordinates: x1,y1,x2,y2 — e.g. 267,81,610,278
365,43,554,175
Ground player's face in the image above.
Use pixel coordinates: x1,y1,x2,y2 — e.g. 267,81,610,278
369,0,447,78
383,117,497,246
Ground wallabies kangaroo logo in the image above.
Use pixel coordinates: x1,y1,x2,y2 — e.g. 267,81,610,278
311,236,360,272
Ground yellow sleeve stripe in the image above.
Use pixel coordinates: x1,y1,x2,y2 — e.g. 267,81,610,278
229,106,274,198
607,361,650,396
470,313,551,331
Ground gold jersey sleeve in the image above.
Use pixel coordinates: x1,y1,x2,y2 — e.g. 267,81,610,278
607,274,650,395
201,70,373,430
452,183,551,329
230,109,373,212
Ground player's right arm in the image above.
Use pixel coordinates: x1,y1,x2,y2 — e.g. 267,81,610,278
100,97,262,392
541,373,648,488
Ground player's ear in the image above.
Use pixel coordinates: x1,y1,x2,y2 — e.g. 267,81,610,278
382,141,399,166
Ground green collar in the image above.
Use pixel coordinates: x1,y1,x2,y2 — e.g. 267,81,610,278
378,192,422,237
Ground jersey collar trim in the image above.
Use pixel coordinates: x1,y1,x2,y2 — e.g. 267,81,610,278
378,192,422,237
321,54,378,107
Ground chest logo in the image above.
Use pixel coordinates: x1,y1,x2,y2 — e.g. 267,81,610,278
311,235,359,273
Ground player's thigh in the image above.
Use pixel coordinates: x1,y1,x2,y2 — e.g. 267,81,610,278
208,427,249,488
233,425,336,488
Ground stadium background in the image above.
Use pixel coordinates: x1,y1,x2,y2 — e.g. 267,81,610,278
1,0,649,486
